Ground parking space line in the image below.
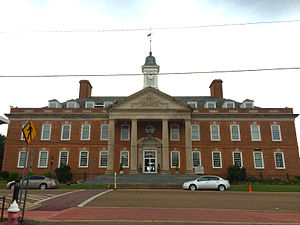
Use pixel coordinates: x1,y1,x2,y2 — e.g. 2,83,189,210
78,190,113,208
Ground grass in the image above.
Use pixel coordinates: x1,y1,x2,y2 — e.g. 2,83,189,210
231,184,300,192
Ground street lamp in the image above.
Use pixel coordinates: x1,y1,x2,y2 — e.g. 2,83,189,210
50,156,54,178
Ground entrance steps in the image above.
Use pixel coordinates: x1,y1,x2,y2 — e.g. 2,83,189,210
84,174,199,189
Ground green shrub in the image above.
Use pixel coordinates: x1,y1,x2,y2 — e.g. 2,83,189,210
294,176,300,181
54,165,72,183
8,172,19,181
227,165,247,183
43,171,52,178
0,171,9,180
288,177,300,185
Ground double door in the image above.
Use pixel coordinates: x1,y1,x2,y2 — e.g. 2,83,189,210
143,150,157,173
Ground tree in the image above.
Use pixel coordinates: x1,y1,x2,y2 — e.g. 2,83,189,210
54,165,72,183
0,134,6,170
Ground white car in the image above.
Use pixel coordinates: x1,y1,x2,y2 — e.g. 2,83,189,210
182,175,230,191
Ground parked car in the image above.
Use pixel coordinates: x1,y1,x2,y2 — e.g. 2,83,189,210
7,175,59,190
182,175,230,191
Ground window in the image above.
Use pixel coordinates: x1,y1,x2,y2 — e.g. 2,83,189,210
79,151,89,168
99,151,107,167
85,101,94,108
230,125,240,141
17,151,27,168
205,102,216,109
38,151,48,168
104,101,113,108
274,152,285,169
121,125,130,140
251,125,261,141
59,151,68,167
226,102,235,108
120,151,129,167
191,124,200,140
210,124,220,141
81,124,90,140
240,100,254,108
67,101,78,108
101,124,109,140
253,152,264,169
271,125,282,141
41,124,51,140
170,125,180,140
171,151,180,168
48,101,61,108
192,151,201,167
61,124,71,140
212,151,222,168
21,124,26,140
187,102,197,108
233,151,243,167
245,103,253,108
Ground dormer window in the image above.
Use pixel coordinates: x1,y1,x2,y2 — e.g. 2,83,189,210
85,101,95,109
48,100,61,108
104,101,113,108
205,101,216,109
222,101,235,109
67,101,79,108
187,102,197,108
95,102,104,108
240,100,254,109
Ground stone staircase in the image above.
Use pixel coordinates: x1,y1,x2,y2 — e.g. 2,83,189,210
84,174,200,189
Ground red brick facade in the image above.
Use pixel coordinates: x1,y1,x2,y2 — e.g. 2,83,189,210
2,80,300,182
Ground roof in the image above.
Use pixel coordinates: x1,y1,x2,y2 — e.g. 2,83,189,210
0,116,9,125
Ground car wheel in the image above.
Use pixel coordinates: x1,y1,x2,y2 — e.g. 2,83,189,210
39,183,47,190
9,184,15,190
189,184,197,191
218,185,226,191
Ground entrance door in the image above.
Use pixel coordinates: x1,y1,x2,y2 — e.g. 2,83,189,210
143,150,157,173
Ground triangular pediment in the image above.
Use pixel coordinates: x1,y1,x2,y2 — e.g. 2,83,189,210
108,87,192,111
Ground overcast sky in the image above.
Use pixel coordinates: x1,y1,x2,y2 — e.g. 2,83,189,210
0,0,300,146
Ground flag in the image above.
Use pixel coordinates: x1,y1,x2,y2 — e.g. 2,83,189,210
147,33,151,37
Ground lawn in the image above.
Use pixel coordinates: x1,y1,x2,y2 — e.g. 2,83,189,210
231,184,300,192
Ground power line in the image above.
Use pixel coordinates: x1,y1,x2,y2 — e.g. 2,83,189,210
1,19,300,34
0,66,299,78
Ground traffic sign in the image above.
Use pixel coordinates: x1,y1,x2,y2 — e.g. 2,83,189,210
22,120,36,144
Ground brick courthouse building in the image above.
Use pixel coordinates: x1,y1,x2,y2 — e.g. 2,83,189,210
3,52,300,181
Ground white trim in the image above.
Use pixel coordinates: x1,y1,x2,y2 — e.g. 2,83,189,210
274,152,285,169
66,101,79,109
170,124,180,141
41,124,51,140
171,151,180,168
58,151,69,167
192,151,201,168
251,125,261,141
38,151,49,168
230,124,240,141
121,125,130,141
79,151,89,168
120,151,129,168
253,151,264,169
191,124,200,140
240,100,254,108
99,151,108,168
222,101,235,109
232,151,243,168
100,124,109,140
212,151,222,168
61,124,71,140
210,124,220,141
271,124,282,141
81,124,91,140
17,151,28,168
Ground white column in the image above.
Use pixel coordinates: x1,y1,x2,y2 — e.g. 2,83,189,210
130,119,138,174
106,119,115,174
161,119,170,174
185,119,193,174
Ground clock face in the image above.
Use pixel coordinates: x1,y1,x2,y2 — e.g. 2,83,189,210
147,74,154,79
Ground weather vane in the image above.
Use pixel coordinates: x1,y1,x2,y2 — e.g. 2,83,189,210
147,28,152,54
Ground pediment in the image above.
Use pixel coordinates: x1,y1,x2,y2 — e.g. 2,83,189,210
108,87,191,111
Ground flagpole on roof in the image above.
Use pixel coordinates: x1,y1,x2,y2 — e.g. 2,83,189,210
148,28,152,54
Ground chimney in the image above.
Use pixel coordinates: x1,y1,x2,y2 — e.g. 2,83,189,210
209,79,223,98
79,80,92,98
